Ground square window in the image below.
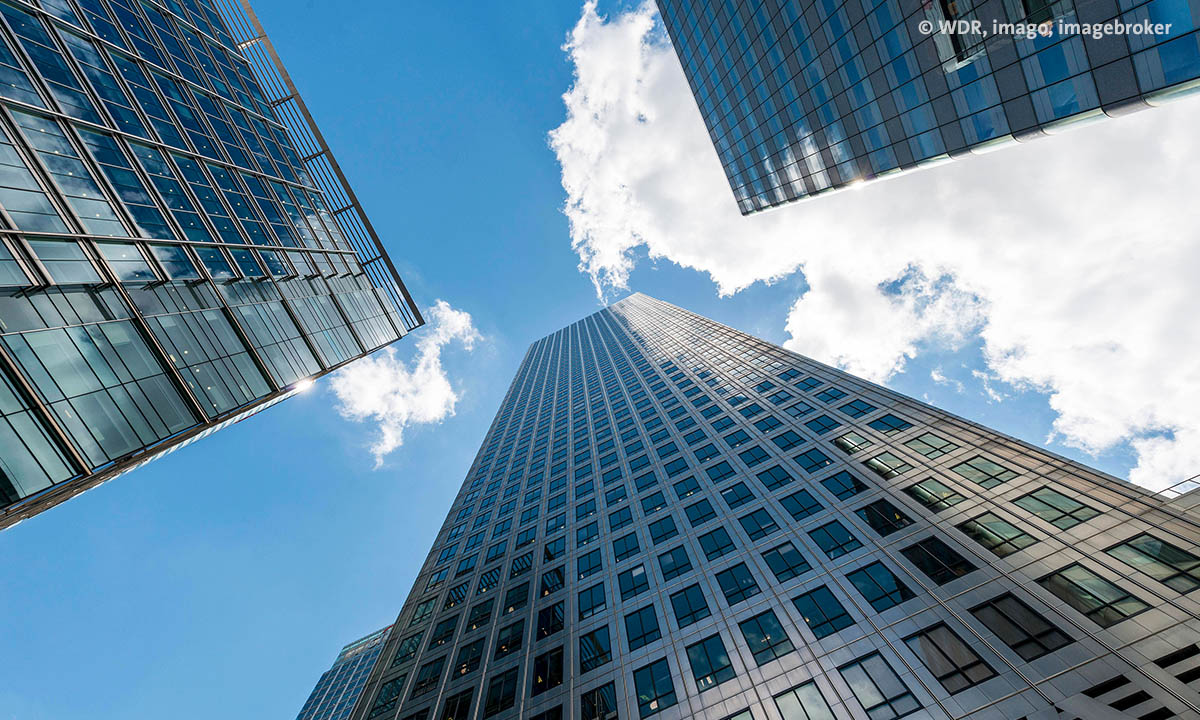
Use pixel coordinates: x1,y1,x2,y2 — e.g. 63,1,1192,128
715,562,761,605
625,605,662,651
738,610,794,665
792,586,855,638
686,634,736,689
763,541,812,581
669,584,711,627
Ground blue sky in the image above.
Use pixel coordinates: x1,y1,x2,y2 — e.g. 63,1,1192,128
0,0,1185,718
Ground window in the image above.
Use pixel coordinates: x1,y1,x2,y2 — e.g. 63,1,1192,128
516,527,537,548
739,507,779,540
579,583,607,620
648,515,678,544
772,430,804,451
580,682,617,720
613,532,640,562
839,398,876,418
716,563,761,605
1106,533,1200,592
579,626,612,673
757,465,793,490
867,414,913,436
686,498,717,526
468,599,493,630
494,620,524,658
625,605,662,650
904,478,965,512
774,680,837,720
430,615,458,647
905,432,957,459
739,610,794,665
670,584,711,627
951,456,1018,488
820,470,867,500
576,521,599,546
739,445,770,467
633,658,677,717
687,634,736,690
794,448,833,473
532,647,564,696
544,537,567,562
971,594,1072,661
699,526,736,560
673,476,701,498
503,582,528,614
707,461,735,482
809,520,863,558
856,499,914,537
537,602,565,639
1038,564,1150,627
793,586,855,638
540,566,565,596
785,401,815,418
391,632,423,667
483,667,518,717
755,415,782,432
1014,487,1100,529
609,506,633,531
454,638,485,676
763,541,812,582
619,565,650,600
833,431,873,455
906,624,996,693
578,549,603,580
781,489,823,520
838,653,921,720
367,674,406,718
902,537,976,585
847,562,916,611
805,415,839,435
958,513,1037,557
410,599,435,626
659,545,693,580
442,688,473,718
865,452,913,479
640,491,667,515
412,656,445,697
725,429,752,447
721,481,755,508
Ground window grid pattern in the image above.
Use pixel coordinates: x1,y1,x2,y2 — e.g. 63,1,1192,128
354,294,1198,720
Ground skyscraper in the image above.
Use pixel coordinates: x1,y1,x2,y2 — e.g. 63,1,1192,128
352,293,1200,720
298,626,394,720
654,0,1200,214
0,0,421,529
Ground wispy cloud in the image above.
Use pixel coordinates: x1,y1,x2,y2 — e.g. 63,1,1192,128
330,301,480,467
550,1,1200,491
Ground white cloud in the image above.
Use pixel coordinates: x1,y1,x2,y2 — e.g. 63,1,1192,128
329,301,480,467
550,1,1200,491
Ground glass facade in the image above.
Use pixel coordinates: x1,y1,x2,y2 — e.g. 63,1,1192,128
297,626,393,720
654,0,1200,214
353,292,1200,720
0,0,421,528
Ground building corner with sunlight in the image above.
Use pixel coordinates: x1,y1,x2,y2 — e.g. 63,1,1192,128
0,0,421,530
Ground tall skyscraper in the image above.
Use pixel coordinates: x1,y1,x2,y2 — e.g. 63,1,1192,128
298,626,394,720
0,0,421,529
654,0,1200,214
351,293,1200,720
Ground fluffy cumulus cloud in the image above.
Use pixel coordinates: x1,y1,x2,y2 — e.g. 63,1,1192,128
330,301,480,467
550,1,1200,491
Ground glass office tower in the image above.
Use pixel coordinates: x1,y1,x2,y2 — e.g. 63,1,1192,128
654,0,1200,214
298,626,394,720
353,293,1200,720
0,0,422,529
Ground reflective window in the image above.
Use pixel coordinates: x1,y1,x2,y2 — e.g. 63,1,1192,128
1038,564,1150,627
838,653,921,720
1106,533,1200,593
971,593,1072,661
